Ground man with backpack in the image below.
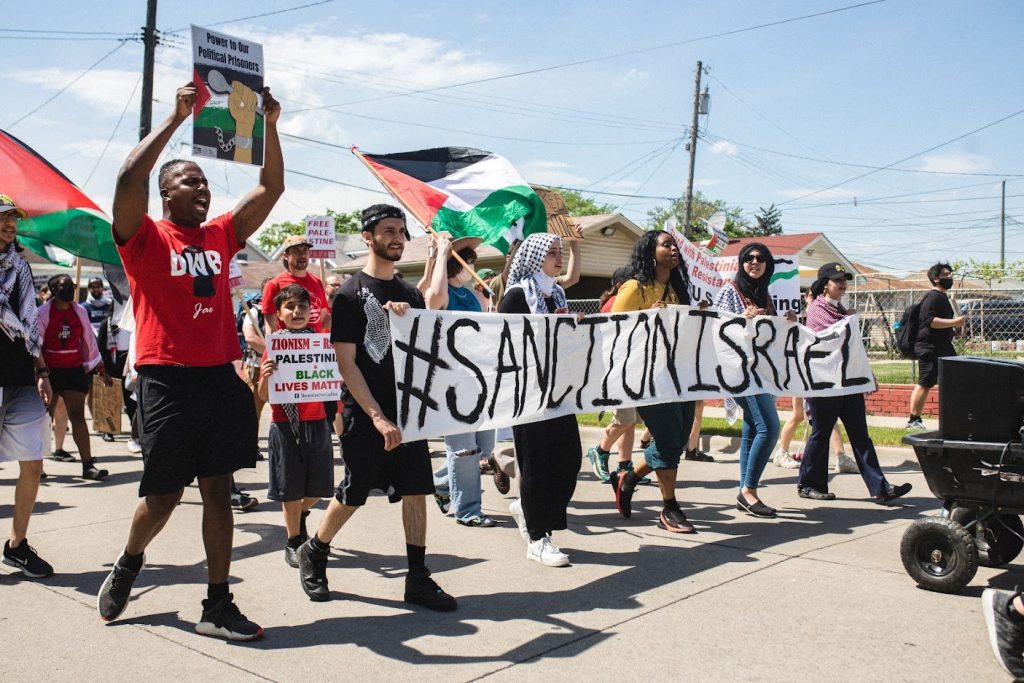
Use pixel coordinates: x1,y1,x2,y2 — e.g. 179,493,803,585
906,262,964,430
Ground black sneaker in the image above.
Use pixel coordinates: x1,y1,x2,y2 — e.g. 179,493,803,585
684,448,714,462
2,539,54,578
983,588,1024,679
404,567,457,612
610,470,635,519
284,544,299,568
195,593,264,641
736,493,777,518
82,463,109,480
97,554,144,622
657,506,696,533
51,449,75,462
874,482,912,505
297,539,330,602
230,490,258,512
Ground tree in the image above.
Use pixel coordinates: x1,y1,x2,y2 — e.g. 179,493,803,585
254,208,361,253
752,204,783,236
560,189,617,217
645,191,749,239
951,258,1024,287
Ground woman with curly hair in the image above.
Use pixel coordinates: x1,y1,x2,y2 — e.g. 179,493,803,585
609,230,697,533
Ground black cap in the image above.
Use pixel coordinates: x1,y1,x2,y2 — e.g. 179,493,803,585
817,261,853,281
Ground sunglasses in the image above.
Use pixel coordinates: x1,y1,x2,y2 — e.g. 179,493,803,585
742,254,766,264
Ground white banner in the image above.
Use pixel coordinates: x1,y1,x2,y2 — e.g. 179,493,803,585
267,332,342,404
228,255,245,289
390,307,875,441
304,215,336,259
671,232,801,315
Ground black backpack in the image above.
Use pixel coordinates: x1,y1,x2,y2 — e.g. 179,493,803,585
895,301,922,358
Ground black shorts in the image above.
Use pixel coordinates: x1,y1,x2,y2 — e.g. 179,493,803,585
335,409,433,507
136,364,258,496
49,365,90,395
267,420,335,502
917,351,954,389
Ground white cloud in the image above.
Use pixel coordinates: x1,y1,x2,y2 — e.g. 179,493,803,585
695,178,723,188
615,68,650,87
517,160,588,186
914,151,992,174
710,140,738,156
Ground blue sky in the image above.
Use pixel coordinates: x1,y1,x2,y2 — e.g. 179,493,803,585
4,0,1022,272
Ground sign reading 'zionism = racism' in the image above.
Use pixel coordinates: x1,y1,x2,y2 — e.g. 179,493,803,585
267,333,342,404
390,308,875,441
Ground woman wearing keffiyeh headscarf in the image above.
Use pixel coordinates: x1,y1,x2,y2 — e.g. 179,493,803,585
497,233,580,567
0,193,55,578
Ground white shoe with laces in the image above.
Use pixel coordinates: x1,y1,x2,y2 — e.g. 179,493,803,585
834,452,859,474
526,537,570,567
509,499,529,541
127,440,142,454
774,447,799,469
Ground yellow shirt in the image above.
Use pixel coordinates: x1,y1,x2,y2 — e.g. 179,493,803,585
610,279,680,312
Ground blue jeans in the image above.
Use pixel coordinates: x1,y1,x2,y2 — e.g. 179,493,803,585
434,429,495,521
734,393,780,490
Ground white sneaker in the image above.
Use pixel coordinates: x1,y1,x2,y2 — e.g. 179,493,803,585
127,440,142,454
905,418,926,432
509,499,529,541
526,537,570,567
774,447,799,469
834,452,859,474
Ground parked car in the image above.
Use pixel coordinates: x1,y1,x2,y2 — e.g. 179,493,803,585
959,299,1024,341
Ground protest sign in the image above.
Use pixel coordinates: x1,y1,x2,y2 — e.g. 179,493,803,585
390,307,874,441
91,376,123,435
671,230,801,314
267,332,342,404
228,255,245,289
304,216,336,259
191,26,265,167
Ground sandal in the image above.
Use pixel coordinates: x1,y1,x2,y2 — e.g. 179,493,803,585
433,493,451,514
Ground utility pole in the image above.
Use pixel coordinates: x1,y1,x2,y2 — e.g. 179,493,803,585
682,61,703,240
1000,179,1006,267
139,0,158,202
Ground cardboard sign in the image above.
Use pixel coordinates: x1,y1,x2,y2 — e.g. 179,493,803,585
391,307,874,441
304,216,336,259
191,26,265,167
91,376,123,434
228,255,245,289
267,332,342,404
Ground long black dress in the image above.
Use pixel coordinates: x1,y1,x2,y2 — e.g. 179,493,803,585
498,287,582,540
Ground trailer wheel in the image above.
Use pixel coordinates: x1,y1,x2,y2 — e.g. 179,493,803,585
900,517,978,593
949,508,1024,567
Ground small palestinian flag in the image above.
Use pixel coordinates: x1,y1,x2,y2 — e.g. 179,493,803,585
0,128,119,265
356,147,547,253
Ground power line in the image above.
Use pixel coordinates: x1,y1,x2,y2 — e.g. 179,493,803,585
0,28,129,35
5,40,130,130
164,0,336,34
291,0,888,113
83,73,142,190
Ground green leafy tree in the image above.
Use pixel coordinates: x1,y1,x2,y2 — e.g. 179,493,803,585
646,191,749,239
752,203,783,236
254,208,361,253
951,258,1024,286
560,189,617,217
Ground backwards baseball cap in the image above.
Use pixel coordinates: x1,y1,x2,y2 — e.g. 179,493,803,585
476,267,498,280
0,193,27,219
361,203,410,239
281,234,313,251
817,261,853,281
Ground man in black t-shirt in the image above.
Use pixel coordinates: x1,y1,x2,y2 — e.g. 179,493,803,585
907,261,964,430
296,204,456,612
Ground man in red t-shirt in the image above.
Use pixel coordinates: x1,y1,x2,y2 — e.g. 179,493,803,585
96,83,284,642
261,234,331,334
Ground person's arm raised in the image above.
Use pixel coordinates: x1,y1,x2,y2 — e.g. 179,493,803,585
112,84,194,243
231,87,284,247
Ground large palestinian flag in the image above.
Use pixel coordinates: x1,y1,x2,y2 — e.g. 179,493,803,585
0,129,119,265
356,147,547,253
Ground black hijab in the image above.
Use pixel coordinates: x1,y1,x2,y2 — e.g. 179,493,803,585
735,242,775,310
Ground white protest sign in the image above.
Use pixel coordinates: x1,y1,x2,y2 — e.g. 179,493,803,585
191,25,265,167
304,216,336,260
390,307,875,441
267,332,342,404
228,255,245,289
671,231,801,314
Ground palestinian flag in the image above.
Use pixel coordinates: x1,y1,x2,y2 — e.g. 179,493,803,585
0,129,120,265
357,147,547,253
